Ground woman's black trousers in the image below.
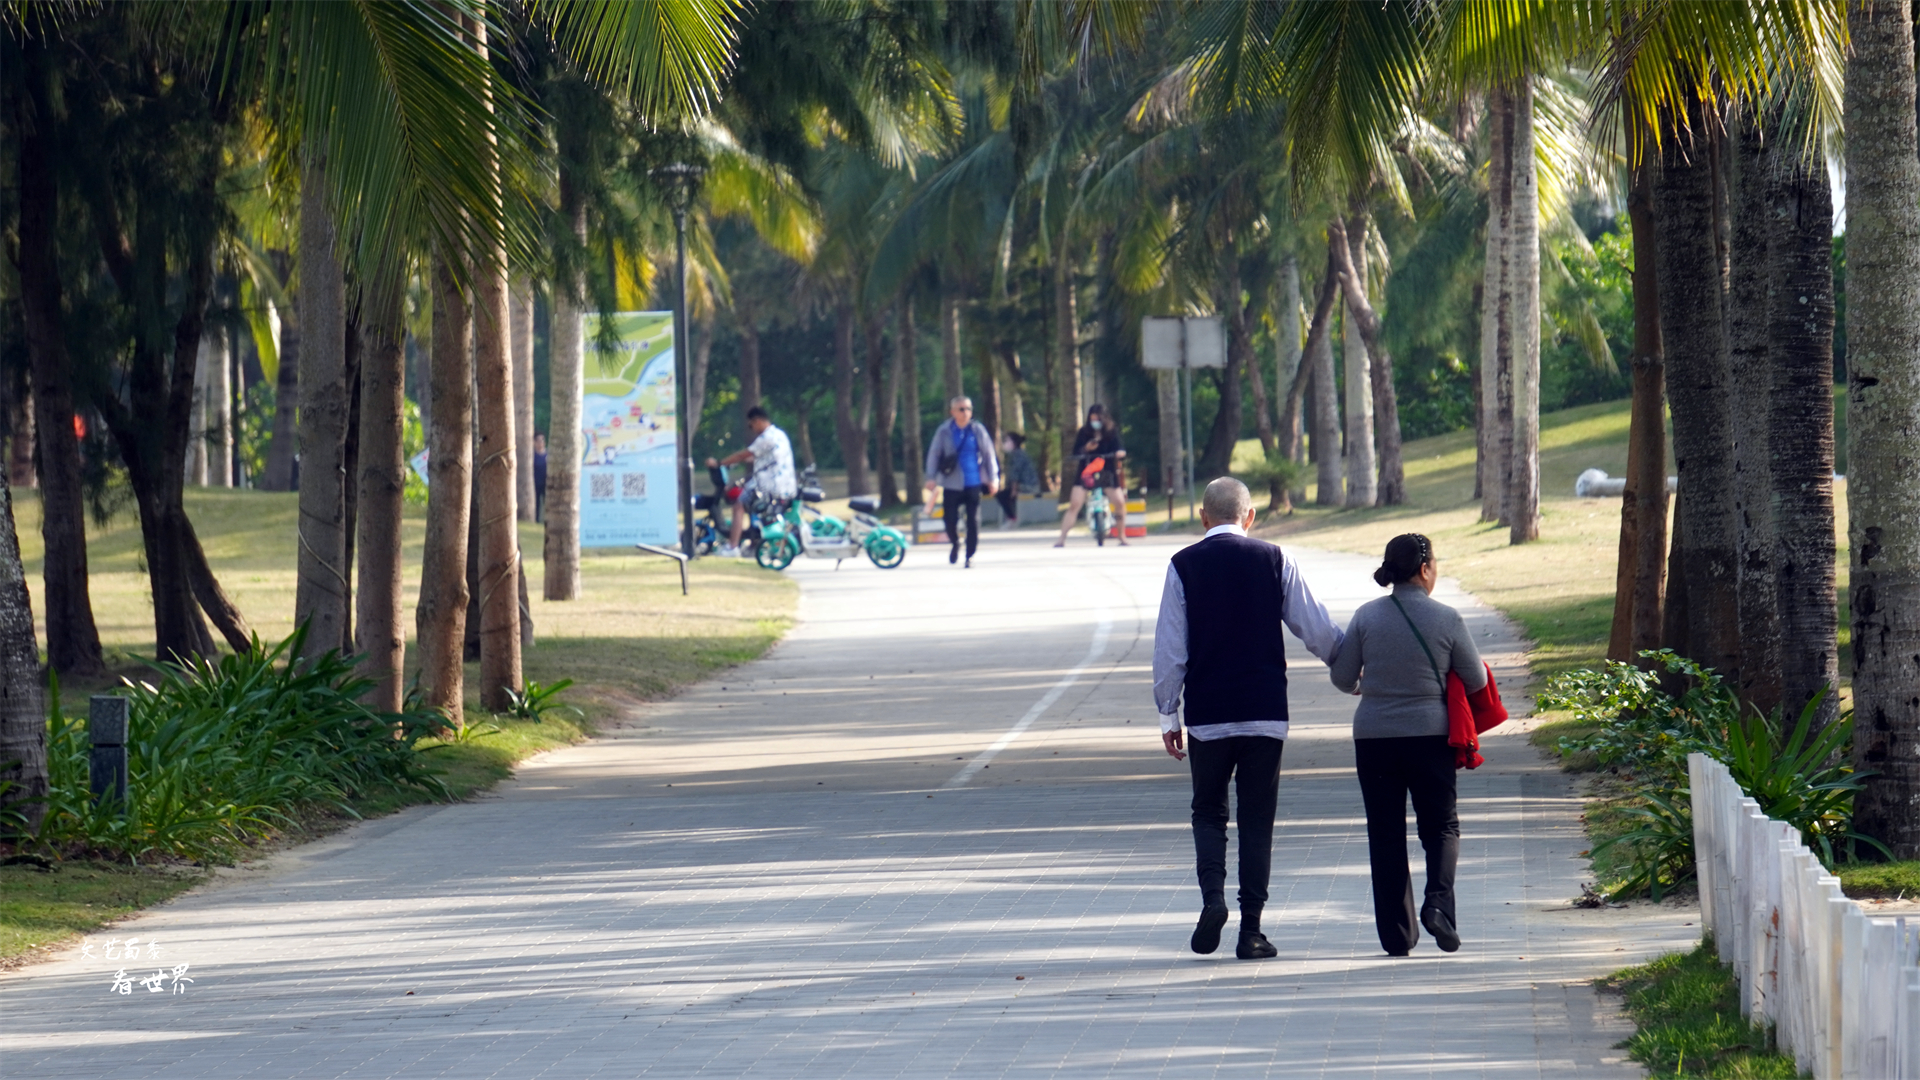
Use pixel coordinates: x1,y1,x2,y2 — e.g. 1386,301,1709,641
1353,734,1459,954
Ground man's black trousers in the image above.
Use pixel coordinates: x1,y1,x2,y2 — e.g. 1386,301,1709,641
942,485,983,557
1354,734,1459,954
1188,734,1284,932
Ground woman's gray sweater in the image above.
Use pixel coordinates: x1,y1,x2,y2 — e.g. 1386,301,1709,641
1329,584,1488,739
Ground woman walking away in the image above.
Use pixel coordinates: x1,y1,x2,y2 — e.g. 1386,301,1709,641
1329,534,1485,956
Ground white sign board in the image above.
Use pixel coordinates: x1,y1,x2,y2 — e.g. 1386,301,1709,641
1141,316,1226,370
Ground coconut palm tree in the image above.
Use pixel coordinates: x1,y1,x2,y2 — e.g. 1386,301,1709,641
1845,1,1920,858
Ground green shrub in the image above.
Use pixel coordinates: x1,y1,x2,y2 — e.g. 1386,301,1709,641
36,628,448,863
1546,652,1879,899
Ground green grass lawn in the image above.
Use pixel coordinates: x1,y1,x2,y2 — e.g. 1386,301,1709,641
1601,942,1801,1079
4,488,798,962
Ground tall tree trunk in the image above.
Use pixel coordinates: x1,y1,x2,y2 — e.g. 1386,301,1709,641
1341,215,1376,507
471,23,521,713
898,297,922,494
294,161,351,659
832,302,870,496
15,71,104,675
793,395,816,466
544,190,585,602
1766,142,1837,733
1661,494,1690,657
1198,315,1244,481
512,277,536,523
1727,111,1784,717
1329,218,1404,507
187,337,209,485
1276,251,1306,504
0,481,46,835
687,310,713,444
208,324,231,487
1053,238,1083,487
1239,282,1280,512
941,287,964,401
263,271,301,491
1611,145,1670,662
1504,82,1541,541
356,281,407,712
341,315,362,641
876,312,901,506
1845,0,1920,857
1655,110,1742,688
1280,249,1340,466
737,306,762,435
419,252,472,728
974,337,999,440
1310,245,1343,505
6,385,33,488
1480,84,1515,524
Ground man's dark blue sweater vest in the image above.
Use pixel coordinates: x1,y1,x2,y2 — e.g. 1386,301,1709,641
1170,533,1289,730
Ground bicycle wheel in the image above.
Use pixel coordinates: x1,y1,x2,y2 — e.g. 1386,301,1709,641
866,534,907,569
756,535,799,570
1093,510,1108,546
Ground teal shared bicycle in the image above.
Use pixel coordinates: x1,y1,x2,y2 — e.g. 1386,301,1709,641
756,466,909,571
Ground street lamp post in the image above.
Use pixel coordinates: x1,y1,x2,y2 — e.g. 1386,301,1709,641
656,162,704,559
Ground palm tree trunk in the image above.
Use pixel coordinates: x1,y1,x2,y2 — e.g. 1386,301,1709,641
737,305,762,428
544,191,585,602
0,481,46,835
1766,145,1837,732
1340,214,1376,507
1727,112,1784,717
6,388,33,488
793,395,817,466
294,160,352,659
1480,84,1514,525
1276,251,1306,506
876,314,901,506
208,323,231,487
15,70,104,675
898,297,922,494
974,337,999,440
1328,217,1402,507
263,294,300,491
1053,237,1083,487
356,280,407,712
832,302,870,495
187,340,210,486
941,287,964,401
1310,245,1343,505
1237,271,1280,511
1504,81,1541,542
472,34,521,712
1198,276,1245,483
1280,249,1340,465
1608,145,1669,663
1845,0,1920,857
419,252,473,728
1654,109,1741,688
512,277,536,522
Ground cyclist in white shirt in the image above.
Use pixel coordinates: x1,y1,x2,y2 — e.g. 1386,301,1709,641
706,406,797,556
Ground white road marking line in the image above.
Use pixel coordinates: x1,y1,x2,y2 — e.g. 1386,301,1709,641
942,607,1113,789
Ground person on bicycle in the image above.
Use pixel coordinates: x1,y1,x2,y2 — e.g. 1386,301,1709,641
1055,404,1128,547
705,405,797,557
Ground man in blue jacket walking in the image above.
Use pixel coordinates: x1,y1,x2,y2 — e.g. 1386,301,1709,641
923,396,999,568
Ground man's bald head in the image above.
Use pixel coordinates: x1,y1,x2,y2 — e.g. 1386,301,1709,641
1200,477,1253,528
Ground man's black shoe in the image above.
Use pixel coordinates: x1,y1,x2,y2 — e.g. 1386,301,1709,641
1421,905,1460,953
949,543,960,565
1190,904,1229,954
1235,931,1277,960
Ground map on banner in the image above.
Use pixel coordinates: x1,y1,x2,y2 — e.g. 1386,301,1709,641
579,311,677,548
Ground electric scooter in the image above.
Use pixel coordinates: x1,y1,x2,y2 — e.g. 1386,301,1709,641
756,465,909,571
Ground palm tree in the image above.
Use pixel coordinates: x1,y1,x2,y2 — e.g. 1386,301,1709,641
1845,0,1920,858
0,480,46,834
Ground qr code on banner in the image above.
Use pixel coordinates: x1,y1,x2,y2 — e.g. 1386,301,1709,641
589,472,615,501
621,473,647,499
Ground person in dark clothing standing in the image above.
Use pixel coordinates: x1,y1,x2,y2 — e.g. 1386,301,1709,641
1054,404,1129,546
995,431,1040,529
1153,477,1345,960
531,432,548,523
1329,533,1486,956
923,396,999,567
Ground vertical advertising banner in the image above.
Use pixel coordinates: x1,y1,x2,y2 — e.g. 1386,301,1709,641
578,311,677,548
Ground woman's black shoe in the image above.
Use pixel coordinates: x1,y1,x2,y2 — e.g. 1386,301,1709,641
1190,904,1229,954
1235,932,1277,960
1421,905,1460,953
949,543,959,565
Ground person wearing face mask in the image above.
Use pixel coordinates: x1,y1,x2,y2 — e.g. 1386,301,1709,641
1053,404,1129,547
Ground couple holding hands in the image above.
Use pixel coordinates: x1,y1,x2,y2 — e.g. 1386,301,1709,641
1152,477,1504,960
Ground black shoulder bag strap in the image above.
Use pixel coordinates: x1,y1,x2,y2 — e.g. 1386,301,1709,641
1388,594,1446,691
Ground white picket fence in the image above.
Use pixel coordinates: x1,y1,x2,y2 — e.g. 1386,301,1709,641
1691,752,1920,1079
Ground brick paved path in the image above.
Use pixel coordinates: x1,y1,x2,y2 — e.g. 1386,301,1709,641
1,533,1697,1078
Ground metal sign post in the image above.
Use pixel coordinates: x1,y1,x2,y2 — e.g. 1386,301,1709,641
1141,316,1225,527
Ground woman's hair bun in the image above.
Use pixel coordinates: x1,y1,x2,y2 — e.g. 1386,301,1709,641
1377,533,1432,587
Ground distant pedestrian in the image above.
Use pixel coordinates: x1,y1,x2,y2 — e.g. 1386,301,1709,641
1329,533,1485,957
923,396,999,568
996,431,1040,529
532,432,548,522
1154,477,1345,960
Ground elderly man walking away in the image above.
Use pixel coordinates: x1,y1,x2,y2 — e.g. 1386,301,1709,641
1153,477,1346,959
923,396,999,568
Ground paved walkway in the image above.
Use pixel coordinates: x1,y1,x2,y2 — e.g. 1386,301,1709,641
1,531,1698,1078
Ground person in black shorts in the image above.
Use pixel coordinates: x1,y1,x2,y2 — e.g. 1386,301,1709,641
1054,404,1129,547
